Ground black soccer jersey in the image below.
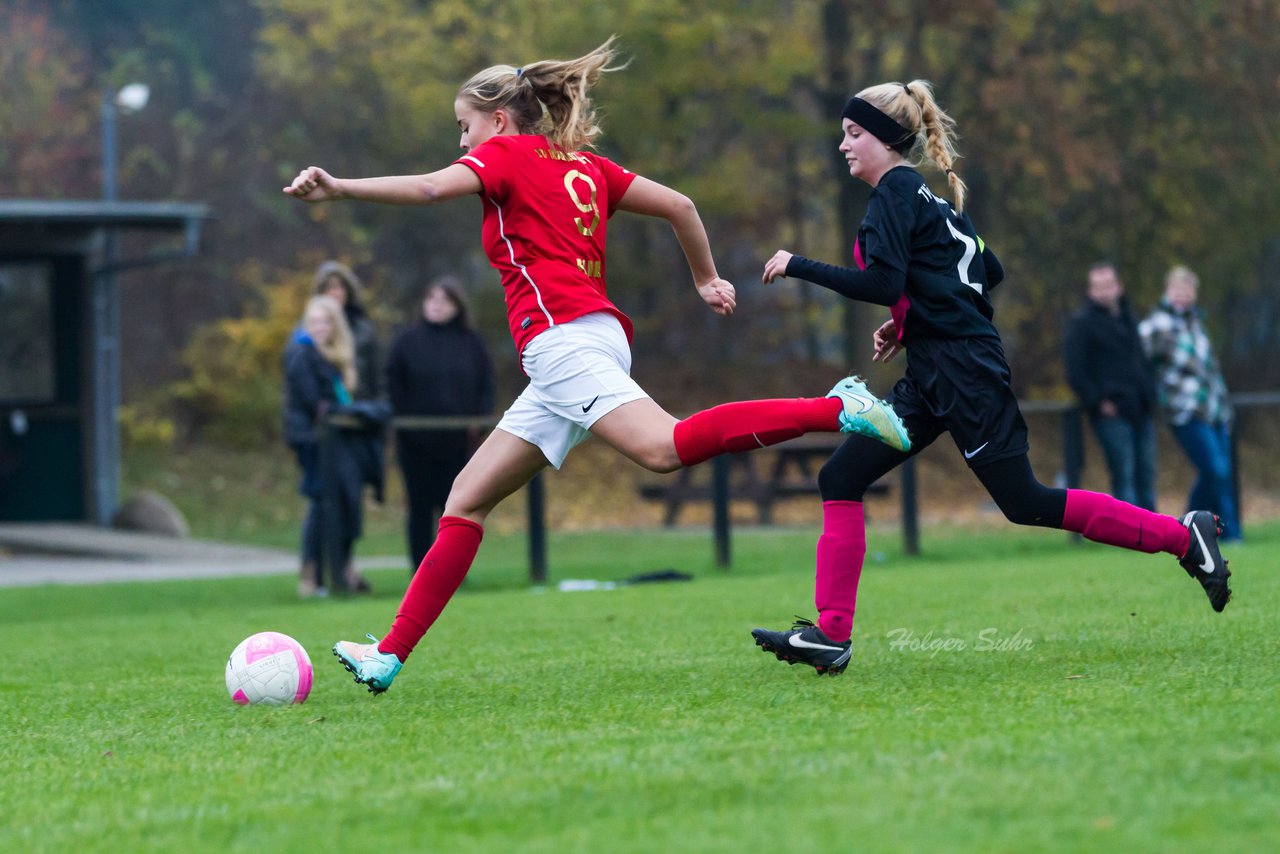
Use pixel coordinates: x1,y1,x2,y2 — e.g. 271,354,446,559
863,167,1003,341
787,165,1005,344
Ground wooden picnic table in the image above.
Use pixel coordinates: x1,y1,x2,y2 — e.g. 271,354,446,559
639,434,889,526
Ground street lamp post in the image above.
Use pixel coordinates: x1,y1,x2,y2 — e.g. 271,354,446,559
100,83,148,202
92,83,149,525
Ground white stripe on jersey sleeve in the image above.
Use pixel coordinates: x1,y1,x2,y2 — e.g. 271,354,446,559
492,199,554,329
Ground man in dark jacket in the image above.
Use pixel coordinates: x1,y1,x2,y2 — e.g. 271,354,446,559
1064,261,1159,510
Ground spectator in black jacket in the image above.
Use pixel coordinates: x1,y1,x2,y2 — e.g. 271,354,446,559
284,294,357,597
313,260,382,401
1064,261,1159,510
385,277,495,572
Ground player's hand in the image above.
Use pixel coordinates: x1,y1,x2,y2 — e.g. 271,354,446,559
697,277,737,316
872,318,903,363
762,250,793,284
283,166,341,202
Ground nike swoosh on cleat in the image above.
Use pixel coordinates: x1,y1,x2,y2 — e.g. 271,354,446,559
964,442,989,459
1192,524,1214,573
788,633,846,652
843,390,875,414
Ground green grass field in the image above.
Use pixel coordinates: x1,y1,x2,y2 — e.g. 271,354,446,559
3,524,1277,853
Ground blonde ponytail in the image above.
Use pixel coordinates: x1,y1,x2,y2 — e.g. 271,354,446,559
857,79,968,211
457,37,626,151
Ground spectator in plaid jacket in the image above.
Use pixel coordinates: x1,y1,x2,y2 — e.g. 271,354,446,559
1139,266,1241,540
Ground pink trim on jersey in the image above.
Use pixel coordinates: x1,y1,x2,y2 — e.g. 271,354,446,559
890,291,911,342
492,199,555,329
857,235,910,342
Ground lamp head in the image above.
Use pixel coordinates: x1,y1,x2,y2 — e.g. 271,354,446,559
115,83,150,113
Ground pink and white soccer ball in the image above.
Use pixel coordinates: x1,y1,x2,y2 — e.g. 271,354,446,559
225,631,313,706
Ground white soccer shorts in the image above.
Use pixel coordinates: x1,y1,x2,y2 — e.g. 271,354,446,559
496,312,650,469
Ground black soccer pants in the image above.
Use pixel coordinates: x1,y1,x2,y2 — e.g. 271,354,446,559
818,433,1068,529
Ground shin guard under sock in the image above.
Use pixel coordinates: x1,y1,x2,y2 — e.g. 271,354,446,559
673,397,842,467
815,500,866,643
379,516,484,662
1063,489,1190,556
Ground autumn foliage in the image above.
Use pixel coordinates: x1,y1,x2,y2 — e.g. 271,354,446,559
5,1,1279,444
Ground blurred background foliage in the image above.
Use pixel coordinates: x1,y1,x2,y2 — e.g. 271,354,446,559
3,0,1278,448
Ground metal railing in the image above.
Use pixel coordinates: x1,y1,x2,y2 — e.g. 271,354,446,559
318,392,1279,584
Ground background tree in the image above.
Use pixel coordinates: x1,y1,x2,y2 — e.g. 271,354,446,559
0,2,96,197
3,1,1276,445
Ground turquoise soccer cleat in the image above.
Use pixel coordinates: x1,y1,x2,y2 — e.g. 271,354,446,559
332,634,403,694
826,376,911,452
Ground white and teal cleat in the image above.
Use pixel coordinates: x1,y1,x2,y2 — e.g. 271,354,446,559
827,376,911,452
333,634,403,694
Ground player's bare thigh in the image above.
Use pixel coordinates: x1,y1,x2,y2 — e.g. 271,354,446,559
589,397,682,473
443,428,548,523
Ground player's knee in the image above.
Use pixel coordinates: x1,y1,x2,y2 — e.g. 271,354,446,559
997,501,1039,527
994,488,1057,528
441,478,490,522
637,443,682,473
817,460,868,501
441,495,486,522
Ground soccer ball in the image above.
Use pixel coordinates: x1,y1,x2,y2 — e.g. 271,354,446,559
225,631,313,706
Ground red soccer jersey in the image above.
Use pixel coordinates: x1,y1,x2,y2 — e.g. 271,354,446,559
454,134,639,356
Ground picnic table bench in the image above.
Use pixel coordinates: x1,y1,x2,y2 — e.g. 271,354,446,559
639,435,889,526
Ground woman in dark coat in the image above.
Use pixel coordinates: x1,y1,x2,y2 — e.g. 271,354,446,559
385,277,495,572
313,260,382,401
283,294,357,597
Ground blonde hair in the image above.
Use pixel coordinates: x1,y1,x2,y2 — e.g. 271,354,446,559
857,79,967,212
457,36,625,151
303,295,357,392
1165,264,1200,290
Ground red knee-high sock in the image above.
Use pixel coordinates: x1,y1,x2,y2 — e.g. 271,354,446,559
378,516,483,662
1063,489,1190,556
815,500,866,643
673,397,842,467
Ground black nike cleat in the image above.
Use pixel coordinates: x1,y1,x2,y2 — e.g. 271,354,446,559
1178,511,1232,612
751,617,852,676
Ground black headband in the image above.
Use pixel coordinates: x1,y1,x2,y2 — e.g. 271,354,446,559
841,97,916,154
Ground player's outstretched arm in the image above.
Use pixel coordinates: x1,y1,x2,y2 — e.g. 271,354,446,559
616,176,735,316
283,164,482,205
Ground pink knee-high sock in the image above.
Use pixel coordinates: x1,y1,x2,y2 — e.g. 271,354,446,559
673,397,842,466
1063,490,1190,556
815,500,866,643
378,516,483,662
